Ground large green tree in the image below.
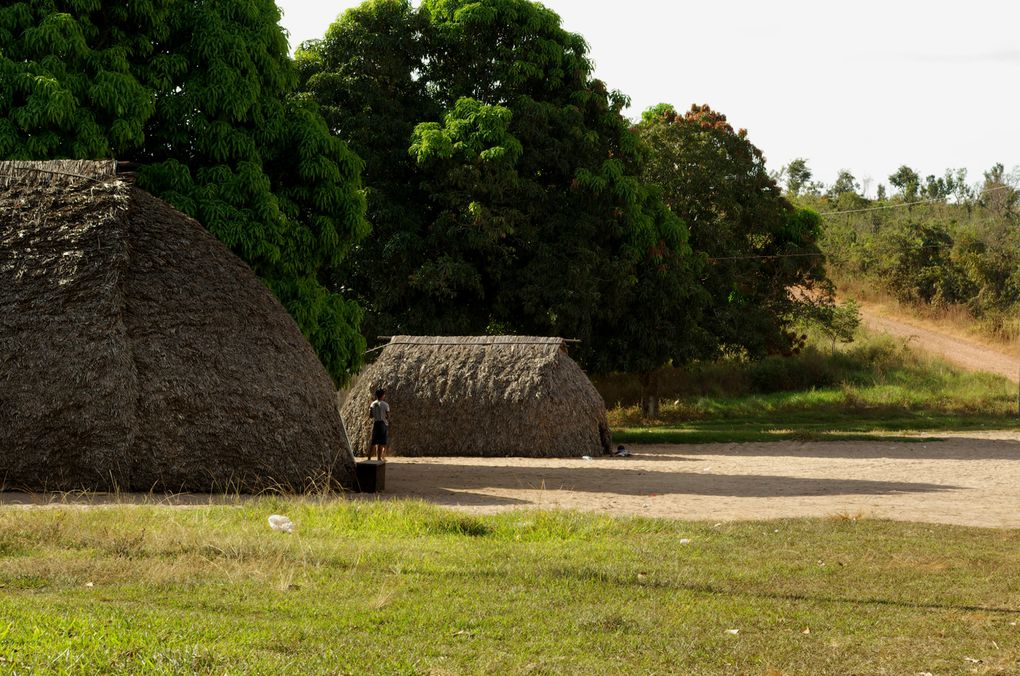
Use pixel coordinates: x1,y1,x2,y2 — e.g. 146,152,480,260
0,1,166,158
296,0,437,339
980,162,1019,217
299,0,708,378
780,158,815,197
0,0,368,382
637,104,828,359
889,165,921,201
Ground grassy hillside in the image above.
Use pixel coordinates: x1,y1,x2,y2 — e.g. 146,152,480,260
814,190,1020,345
603,329,1018,444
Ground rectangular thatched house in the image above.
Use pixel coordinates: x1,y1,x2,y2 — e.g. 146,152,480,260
341,336,612,457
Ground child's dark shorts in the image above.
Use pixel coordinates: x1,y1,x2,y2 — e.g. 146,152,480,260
371,420,388,445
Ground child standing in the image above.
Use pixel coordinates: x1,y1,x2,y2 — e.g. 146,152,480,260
368,388,390,461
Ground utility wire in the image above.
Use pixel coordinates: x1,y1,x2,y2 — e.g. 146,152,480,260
819,184,1014,216
1,165,1010,267
707,251,826,262
822,198,939,216
712,185,1017,261
706,243,959,263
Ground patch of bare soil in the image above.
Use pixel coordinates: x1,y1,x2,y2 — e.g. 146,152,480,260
859,301,1019,383
6,435,1019,528
363,434,1020,528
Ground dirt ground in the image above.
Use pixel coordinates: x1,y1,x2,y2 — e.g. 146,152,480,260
5,434,1019,529
859,302,1019,383
9,304,1017,529
360,432,1020,528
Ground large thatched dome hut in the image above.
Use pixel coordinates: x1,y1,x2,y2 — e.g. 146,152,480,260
341,336,612,457
0,160,355,492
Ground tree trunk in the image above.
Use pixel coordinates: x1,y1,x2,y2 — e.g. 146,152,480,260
639,370,660,420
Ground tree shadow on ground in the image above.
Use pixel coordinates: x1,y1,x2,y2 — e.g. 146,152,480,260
348,488,530,508
383,463,961,500
627,437,1020,461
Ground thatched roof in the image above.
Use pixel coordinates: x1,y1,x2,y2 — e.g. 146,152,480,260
0,160,355,492
341,336,612,457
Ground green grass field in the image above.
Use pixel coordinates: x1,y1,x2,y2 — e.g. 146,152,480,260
1,501,1018,673
607,330,1020,444
611,399,1019,444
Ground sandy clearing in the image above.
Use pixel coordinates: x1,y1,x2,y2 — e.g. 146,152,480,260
356,434,1020,528
859,303,1019,383
5,434,1020,529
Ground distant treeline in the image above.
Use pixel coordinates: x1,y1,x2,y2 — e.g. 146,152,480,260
780,161,1020,340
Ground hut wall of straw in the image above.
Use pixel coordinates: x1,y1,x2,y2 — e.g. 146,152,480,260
0,161,355,492
0,161,135,489
341,336,612,457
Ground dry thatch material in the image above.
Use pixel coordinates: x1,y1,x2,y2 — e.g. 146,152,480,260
341,336,612,457
0,161,354,492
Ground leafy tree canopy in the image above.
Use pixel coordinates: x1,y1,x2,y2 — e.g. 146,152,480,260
637,103,828,358
782,158,814,197
1,0,368,383
299,0,708,374
815,161,1019,328
980,162,1019,217
829,170,860,198
828,169,867,211
889,165,921,201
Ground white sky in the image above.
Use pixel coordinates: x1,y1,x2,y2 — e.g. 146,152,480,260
277,0,1020,195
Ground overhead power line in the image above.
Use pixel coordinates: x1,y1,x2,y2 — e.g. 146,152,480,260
707,251,826,262
710,184,1017,260
819,184,1014,216
706,242,961,263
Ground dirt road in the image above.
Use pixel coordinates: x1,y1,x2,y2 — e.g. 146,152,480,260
859,302,1019,383
364,433,1020,528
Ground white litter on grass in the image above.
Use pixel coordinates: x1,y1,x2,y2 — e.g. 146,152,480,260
84,582,94,588
725,629,739,635
679,538,692,545
964,657,983,664
268,514,295,533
